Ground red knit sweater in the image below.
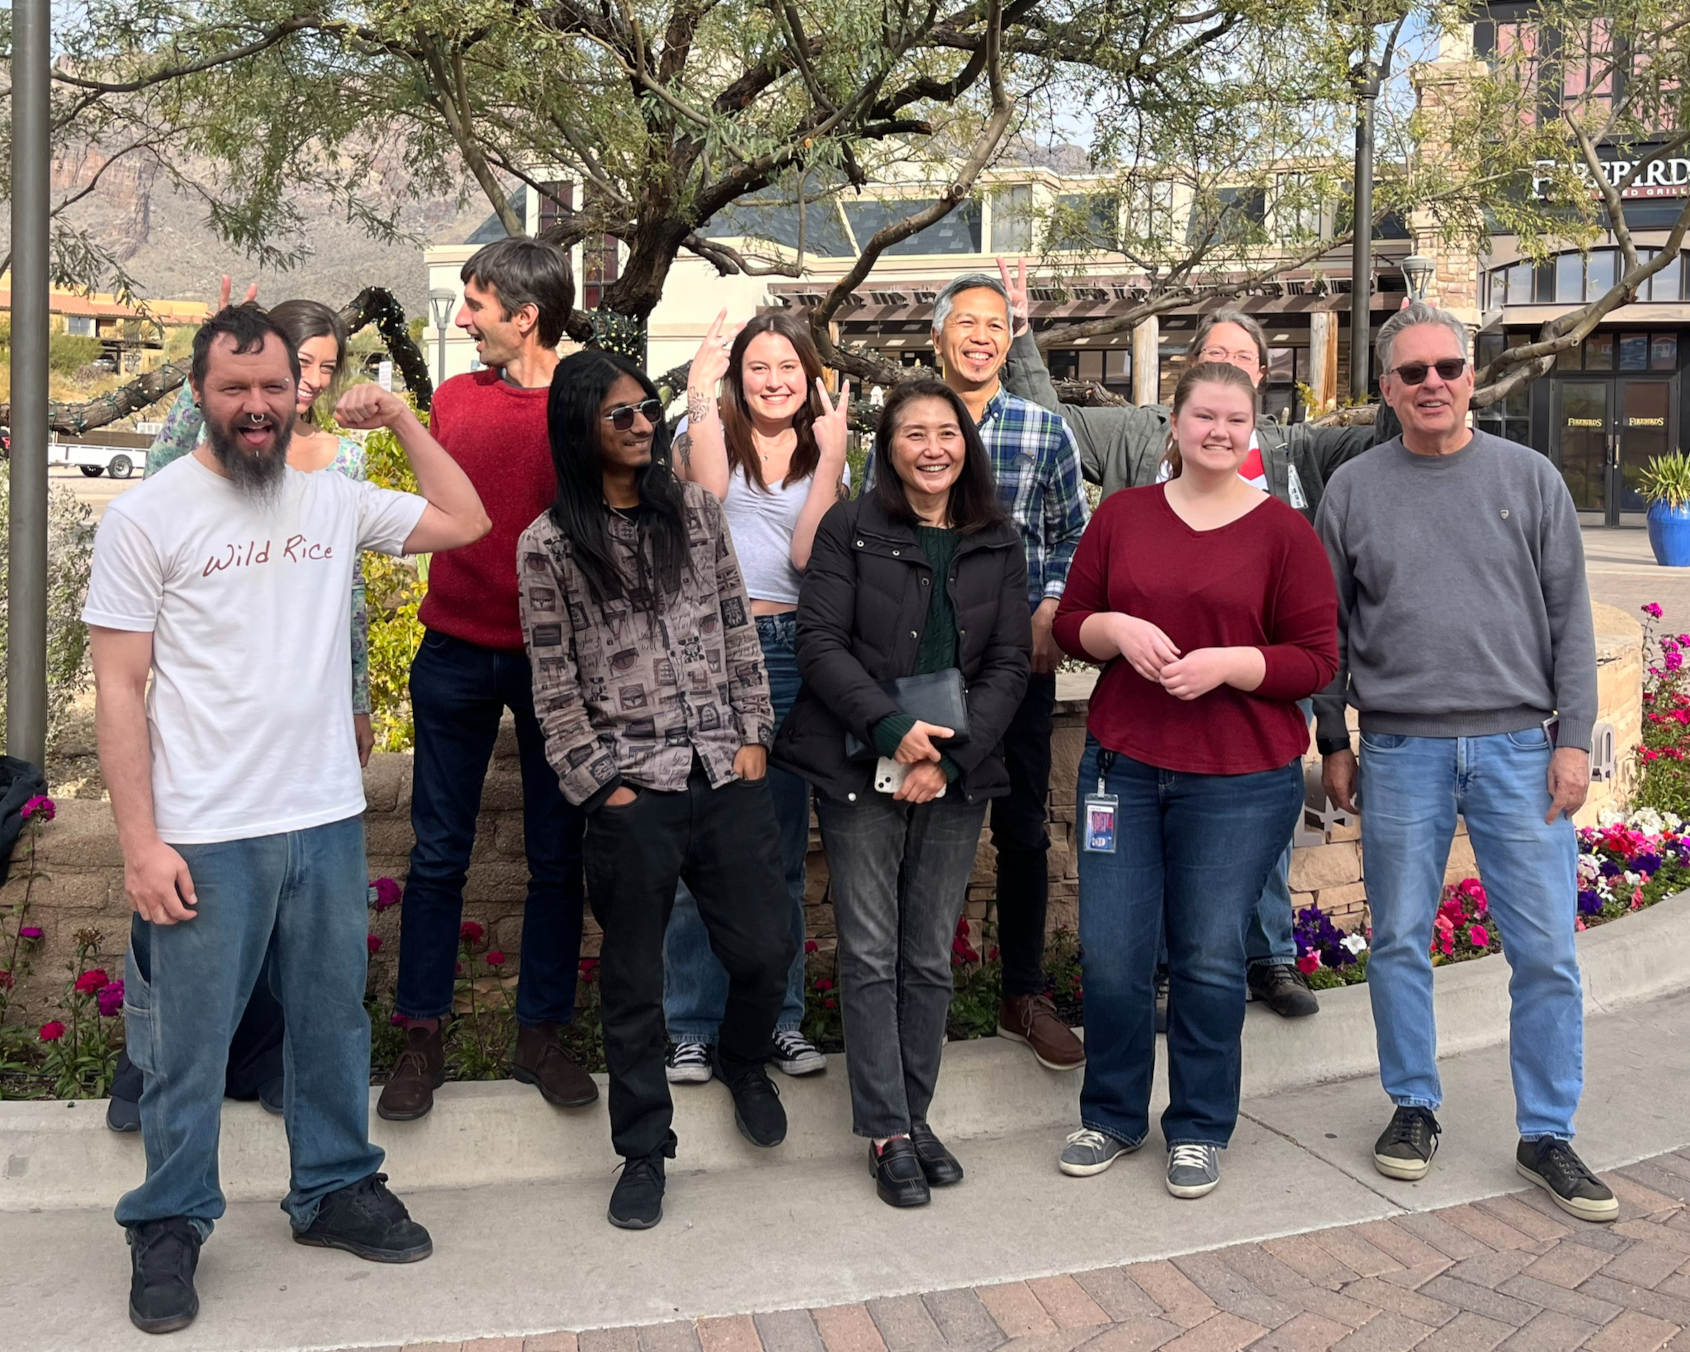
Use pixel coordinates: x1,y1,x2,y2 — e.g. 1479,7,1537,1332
1053,485,1338,775
417,370,555,650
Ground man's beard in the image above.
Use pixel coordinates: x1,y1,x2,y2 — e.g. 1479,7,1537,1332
206,413,293,504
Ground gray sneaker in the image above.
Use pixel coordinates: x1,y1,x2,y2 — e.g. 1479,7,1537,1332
1059,1128,1137,1177
1166,1144,1220,1199
664,1041,713,1084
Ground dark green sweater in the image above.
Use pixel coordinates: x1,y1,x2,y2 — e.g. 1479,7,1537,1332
872,526,962,781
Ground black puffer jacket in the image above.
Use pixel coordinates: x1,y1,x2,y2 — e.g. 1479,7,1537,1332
773,494,1031,805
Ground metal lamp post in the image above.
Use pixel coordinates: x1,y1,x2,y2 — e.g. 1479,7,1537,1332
1400,255,1436,304
428,287,456,389
7,0,50,765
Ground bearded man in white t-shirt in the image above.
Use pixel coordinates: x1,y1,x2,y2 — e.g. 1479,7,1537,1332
83,305,491,1335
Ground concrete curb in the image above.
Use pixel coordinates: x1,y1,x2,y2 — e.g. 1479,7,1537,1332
5,891,1688,1214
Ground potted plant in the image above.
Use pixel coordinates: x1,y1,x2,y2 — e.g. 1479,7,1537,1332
1639,451,1690,566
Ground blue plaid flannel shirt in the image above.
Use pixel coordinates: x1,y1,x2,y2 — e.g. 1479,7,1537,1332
976,389,1090,610
863,387,1089,610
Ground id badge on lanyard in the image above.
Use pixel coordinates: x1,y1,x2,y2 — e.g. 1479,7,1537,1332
1082,758,1118,854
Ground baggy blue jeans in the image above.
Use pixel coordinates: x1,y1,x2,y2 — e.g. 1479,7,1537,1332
115,816,384,1238
664,614,809,1041
1077,743,1302,1148
1359,728,1583,1140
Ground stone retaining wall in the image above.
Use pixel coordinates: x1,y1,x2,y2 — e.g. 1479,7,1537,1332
0,603,1644,1019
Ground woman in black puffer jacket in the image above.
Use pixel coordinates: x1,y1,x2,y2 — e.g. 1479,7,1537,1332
774,379,1029,1210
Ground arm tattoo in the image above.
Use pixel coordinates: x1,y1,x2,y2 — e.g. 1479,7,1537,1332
686,388,715,424
674,429,693,472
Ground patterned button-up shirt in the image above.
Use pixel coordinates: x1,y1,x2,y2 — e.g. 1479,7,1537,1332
975,388,1089,609
517,483,774,806
866,386,1089,610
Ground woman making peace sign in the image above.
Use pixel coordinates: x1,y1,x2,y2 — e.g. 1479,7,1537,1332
663,310,852,1084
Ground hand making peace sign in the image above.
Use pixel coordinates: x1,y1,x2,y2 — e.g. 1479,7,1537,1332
813,376,851,464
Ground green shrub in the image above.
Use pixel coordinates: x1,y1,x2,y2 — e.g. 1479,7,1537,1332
47,334,105,375
362,419,426,752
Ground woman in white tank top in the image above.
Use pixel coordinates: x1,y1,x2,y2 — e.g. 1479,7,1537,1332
661,311,851,1083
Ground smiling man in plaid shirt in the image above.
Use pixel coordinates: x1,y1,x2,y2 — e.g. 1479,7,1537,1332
930,271,1090,1070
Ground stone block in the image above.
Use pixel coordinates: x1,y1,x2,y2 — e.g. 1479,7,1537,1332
1050,724,1087,807
362,752,412,813
2,867,115,914
479,771,526,811
364,817,418,858
34,800,125,869
493,716,521,763
1443,832,1479,885
465,859,534,903
493,816,532,860
1314,882,1368,918
1288,842,1360,892
1325,817,1360,842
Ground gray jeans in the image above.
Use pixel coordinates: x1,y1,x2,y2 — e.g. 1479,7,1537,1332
817,792,988,1138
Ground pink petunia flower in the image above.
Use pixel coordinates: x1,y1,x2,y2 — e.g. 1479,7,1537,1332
21,795,55,822
1468,924,1490,948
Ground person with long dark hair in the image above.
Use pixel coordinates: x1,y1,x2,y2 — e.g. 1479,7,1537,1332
661,309,850,1084
518,349,795,1231
1052,362,1337,1199
774,379,1030,1209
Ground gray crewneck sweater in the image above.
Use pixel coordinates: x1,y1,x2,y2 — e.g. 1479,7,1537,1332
1312,431,1596,753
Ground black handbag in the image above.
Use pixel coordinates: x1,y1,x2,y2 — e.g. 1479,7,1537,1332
845,668,971,760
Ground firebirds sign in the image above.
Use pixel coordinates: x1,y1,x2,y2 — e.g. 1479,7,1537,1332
1534,154,1690,200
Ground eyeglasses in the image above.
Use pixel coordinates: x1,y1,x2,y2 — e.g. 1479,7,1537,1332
601,398,664,430
1386,358,1468,385
1198,346,1261,368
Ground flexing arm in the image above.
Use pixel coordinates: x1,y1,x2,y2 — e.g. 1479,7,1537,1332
91,628,199,924
334,386,489,554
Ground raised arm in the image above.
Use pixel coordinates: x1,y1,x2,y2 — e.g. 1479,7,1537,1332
790,378,852,572
675,309,738,499
333,385,490,554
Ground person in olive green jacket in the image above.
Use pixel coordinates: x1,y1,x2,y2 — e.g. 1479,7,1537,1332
996,257,1398,523
994,256,1398,1022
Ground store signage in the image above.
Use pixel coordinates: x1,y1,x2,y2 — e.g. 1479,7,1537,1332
1630,416,1666,427
1566,417,1604,427
1535,154,1690,200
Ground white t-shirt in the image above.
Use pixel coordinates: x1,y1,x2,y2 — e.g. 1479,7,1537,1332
82,455,427,844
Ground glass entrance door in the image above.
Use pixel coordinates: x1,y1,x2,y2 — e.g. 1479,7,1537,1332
1618,381,1675,522
1554,380,1612,521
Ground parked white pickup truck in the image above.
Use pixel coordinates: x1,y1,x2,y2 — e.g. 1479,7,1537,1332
47,429,153,479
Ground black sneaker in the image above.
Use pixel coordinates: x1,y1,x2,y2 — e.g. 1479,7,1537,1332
1373,1106,1441,1181
107,1094,142,1134
1154,968,1170,1035
258,1076,284,1116
1516,1137,1619,1222
725,1067,787,1148
1248,963,1320,1018
292,1173,432,1262
608,1153,666,1230
128,1217,201,1334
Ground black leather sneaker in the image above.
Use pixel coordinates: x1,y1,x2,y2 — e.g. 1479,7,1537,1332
1247,963,1320,1018
293,1173,432,1262
128,1216,201,1334
725,1067,787,1148
608,1153,666,1230
1516,1137,1619,1222
1373,1106,1441,1181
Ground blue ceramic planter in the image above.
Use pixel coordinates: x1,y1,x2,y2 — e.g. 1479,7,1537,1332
1647,501,1690,567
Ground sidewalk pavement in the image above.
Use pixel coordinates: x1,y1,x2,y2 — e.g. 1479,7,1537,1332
6,984,1690,1352
1582,526,1690,623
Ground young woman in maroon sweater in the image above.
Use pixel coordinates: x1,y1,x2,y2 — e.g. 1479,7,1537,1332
1051,361,1338,1200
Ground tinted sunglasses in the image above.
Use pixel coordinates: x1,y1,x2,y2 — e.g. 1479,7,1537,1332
1386,358,1467,385
601,398,664,430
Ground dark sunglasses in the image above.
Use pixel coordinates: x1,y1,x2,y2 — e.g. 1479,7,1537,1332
601,398,664,430
1387,357,1467,385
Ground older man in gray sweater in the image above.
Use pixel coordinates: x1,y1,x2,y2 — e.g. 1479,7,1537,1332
1313,301,1614,1222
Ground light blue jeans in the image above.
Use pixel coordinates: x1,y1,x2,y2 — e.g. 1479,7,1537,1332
664,614,808,1042
1359,728,1583,1140
115,817,384,1238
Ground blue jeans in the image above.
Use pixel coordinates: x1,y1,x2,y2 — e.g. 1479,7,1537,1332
1077,743,1302,1148
115,817,384,1238
664,614,808,1041
1359,728,1582,1140
396,630,586,1026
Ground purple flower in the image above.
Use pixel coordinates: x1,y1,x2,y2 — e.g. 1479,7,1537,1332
368,877,402,912
1644,602,1664,619
21,795,55,822
18,926,43,942
1577,888,1604,916
96,982,125,1017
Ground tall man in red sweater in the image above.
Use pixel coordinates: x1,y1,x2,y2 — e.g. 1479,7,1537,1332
380,239,596,1120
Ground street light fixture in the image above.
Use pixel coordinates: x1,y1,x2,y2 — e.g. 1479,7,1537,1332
1400,255,1436,303
428,287,456,389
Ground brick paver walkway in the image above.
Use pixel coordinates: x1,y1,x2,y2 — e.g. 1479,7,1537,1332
375,1150,1690,1352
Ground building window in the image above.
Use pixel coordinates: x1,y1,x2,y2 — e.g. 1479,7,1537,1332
583,236,620,310
1476,334,1533,445
844,197,983,256
990,185,1035,252
539,181,572,240
64,315,96,337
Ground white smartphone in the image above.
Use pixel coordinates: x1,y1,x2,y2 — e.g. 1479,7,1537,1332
874,757,945,798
